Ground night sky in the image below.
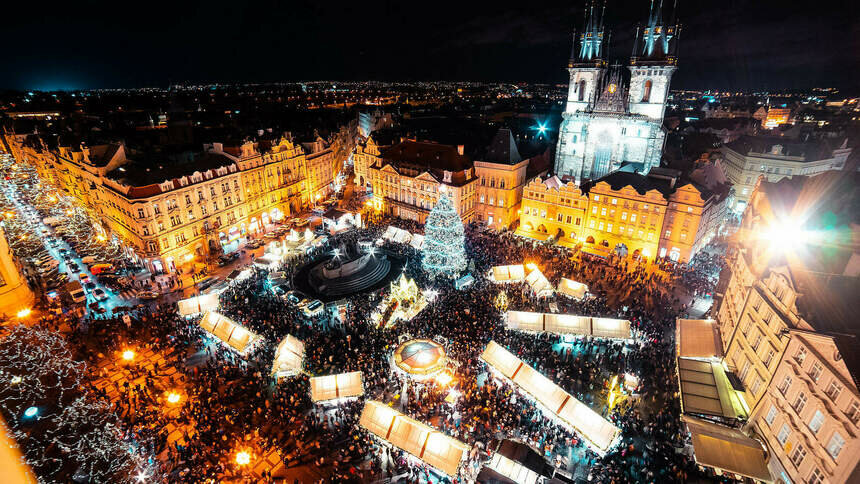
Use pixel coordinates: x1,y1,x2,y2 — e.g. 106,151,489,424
3,0,858,92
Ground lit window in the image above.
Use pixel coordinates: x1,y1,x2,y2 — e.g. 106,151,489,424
790,444,807,466
827,432,845,459
809,468,824,484
826,381,842,401
777,424,791,444
810,362,823,382
808,410,825,434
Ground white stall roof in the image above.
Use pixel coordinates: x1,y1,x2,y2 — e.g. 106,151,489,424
490,265,526,283
591,318,632,340
178,292,219,316
505,312,631,340
524,267,553,297
310,371,364,402
480,341,620,454
558,278,588,299
199,311,260,354
271,335,305,377
484,452,540,484
359,401,468,477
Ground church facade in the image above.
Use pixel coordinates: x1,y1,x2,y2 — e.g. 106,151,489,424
555,1,680,183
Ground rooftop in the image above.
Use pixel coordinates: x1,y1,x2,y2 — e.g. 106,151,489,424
106,150,236,188
379,141,473,185
724,135,849,162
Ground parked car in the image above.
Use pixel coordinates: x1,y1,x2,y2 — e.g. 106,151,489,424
217,252,240,266
136,290,160,300
79,273,90,283
92,288,108,301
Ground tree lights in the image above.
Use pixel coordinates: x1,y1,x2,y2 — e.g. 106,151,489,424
421,194,466,279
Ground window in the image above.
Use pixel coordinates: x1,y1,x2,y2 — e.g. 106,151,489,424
137,208,145,218
594,195,599,201
142,226,150,236
641,79,652,102
764,348,775,368
827,432,845,460
740,360,752,381
790,444,806,467
557,213,564,222
601,207,607,216
778,375,792,394
589,220,596,229
201,204,208,216
810,362,823,382
793,392,808,414
808,410,825,433
765,405,778,426
479,194,485,203
621,212,628,221
808,468,824,484
795,347,807,365
826,381,842,401
665,230,671,238
608,224,613,233
566,215,572,224
592,206,598,215
847,401,860,424
575,217,581,225
153,203,161,214
498,199,503,207
157,222,164,232
777,424,791,444
578,79,586,101
750,376,762,395
611,198,617,205
750,332,762,352
630,213,637,222
185,194,191,205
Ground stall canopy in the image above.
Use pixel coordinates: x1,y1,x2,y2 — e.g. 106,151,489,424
558,278,588,299
482,452,540,484
490,265,526,283
271,335,305,378
178,292,219,316
677,358,749,421
480,341,620,454
682,416,772,482
382,226,414,245
505,311,631,340
359,400,468,477
676,319,723,360
199,311,260,354
310,371,364,402
409,234,425,250
524,267,553,297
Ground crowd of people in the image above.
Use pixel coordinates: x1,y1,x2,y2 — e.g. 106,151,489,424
14,211,733,483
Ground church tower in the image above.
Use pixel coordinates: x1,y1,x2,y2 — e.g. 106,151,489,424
627,0,680,121
556,1,608,178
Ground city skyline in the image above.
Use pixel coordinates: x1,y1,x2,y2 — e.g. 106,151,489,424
3,0,857,92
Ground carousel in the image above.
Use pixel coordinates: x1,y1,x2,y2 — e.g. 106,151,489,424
392,339,448,378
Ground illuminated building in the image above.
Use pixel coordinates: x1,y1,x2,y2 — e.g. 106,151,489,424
301,134,338,202
719,135,852,212
8,134,312,275
714,171,860,484
367,140,478,224
474,129,536,229
517,168,722,262
762,107,792,129
555,1,679,182
0,226,35,318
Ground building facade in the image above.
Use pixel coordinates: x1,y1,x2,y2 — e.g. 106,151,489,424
474,129,537,230
719,135,851,211
367,141,478,224
517,168,723,262
0,226,35,317
714,171,860,484
555,1,678,183
4,133,327,275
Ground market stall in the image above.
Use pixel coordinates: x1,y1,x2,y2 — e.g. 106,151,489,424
310,371,364,403
199,311,261,354
359,400,469,477
489,264,526,283
557,278,588,299
271,334,305,378
480,341,620,455
178,292,219,316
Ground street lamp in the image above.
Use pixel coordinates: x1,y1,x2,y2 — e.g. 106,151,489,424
122,350,135,361
235,451,251,466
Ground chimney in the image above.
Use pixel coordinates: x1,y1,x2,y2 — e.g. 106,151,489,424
457,144,464,155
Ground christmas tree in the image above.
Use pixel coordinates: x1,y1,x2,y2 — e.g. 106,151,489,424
422,194,467,278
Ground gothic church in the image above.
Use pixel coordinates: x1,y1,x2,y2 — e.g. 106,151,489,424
555,1,680,183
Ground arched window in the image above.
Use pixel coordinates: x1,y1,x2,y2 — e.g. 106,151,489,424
641,80,653,102
499,179,505,189
578,80,586,101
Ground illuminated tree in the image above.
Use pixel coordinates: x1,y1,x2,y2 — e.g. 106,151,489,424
421,194,467,278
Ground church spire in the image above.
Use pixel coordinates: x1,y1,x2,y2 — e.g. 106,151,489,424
571,0,607,66
632,0,679,65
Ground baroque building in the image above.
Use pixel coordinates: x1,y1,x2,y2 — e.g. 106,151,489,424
714,171,860,484
555,1,679,183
